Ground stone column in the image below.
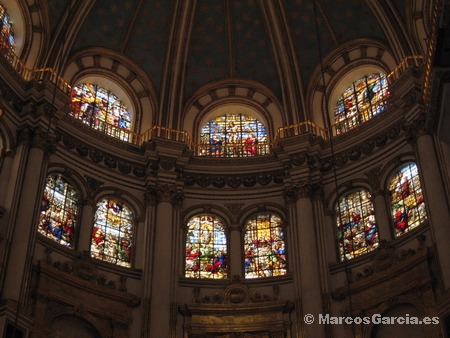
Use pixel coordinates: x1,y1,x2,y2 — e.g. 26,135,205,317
77,198,95,252
0,150,14,208
148,184,183,338
365,166,392,242
415,132,450,287
371,190,392,242
229,225,242,278
1,128,50,305
284,183,325,337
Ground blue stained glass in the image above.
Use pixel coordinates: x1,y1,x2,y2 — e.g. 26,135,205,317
37,175,78,248
185,215,227,279
70,83,132,141
244,212,286,279
334,73,389,135
336,190,378,260
0,3,15,53
198,113,268,157
388,163,427,236
91,198,134,267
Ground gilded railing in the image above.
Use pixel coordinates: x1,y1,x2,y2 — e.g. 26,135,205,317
0,34,435,152
274,121,328,142
386,55,424,84
422,0,442,105
142,125,192,145
194,142,271,157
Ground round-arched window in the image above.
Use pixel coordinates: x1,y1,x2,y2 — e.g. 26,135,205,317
388,162,427,236
334,73,389,135
91,198,134,267
336,190,378,260
185,215,227,279
37,175,78,248
244,212,286,279
70,83,132,141
198,113,268,157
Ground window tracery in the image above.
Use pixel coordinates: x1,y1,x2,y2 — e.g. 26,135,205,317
336,190,378,260
185,215,227,279
91,198,133,267
70,83,132,141
244,212,286,279
388,163,427,236
0,2,15,53
334,73,389,135
37,175,78,248
199,113,268,157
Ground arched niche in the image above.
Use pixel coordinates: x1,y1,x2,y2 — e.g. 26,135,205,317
48,315,101,338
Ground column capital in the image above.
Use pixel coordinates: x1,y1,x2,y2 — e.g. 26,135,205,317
145,184,184,207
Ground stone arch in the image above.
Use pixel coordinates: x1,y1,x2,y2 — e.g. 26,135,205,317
183,79,284,140
307,39,396,133
64,48,157,133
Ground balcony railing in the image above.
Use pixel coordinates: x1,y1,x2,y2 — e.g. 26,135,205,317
274,121,327,143
0,36,431,154
194,142,271,158
386,56,424,84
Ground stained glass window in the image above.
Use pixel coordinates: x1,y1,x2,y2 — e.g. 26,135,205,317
70,83,132,141
334,73,389,135
91,198,133,267
0,3,15,53
336,190,378,260
244,212,286,278
185,215,227,279
388,163,427,236
37,175,78,248
198,113,268,157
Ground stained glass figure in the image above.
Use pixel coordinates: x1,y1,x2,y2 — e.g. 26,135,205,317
334,73,389,135
0,2,15,52
37,175,78,248
244,212,286,278
91,198,133,267
185,215,227,279
336,190,378,260
199,113,268,157
388,163,427,236
70,83,132,141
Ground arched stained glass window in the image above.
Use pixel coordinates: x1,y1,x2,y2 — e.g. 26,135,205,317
244,212,286,279
334,73,389,135
37,175,78,248
199,114,268,157
0,3,15,52
336,190,378,260
185,215,227,279
91,198,133,267
388,163,427,236
70,83,132,141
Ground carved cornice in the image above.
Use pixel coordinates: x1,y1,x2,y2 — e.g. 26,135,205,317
183,170,284,188
57,131,147,178
192,277,280,305
319,122,404,172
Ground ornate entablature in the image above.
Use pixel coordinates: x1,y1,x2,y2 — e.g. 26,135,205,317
180,277,293,337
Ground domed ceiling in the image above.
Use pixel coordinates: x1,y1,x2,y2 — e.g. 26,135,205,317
47,0,411,104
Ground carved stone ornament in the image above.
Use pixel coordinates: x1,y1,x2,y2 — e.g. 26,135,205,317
225,203,244,217
85,175,104,194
